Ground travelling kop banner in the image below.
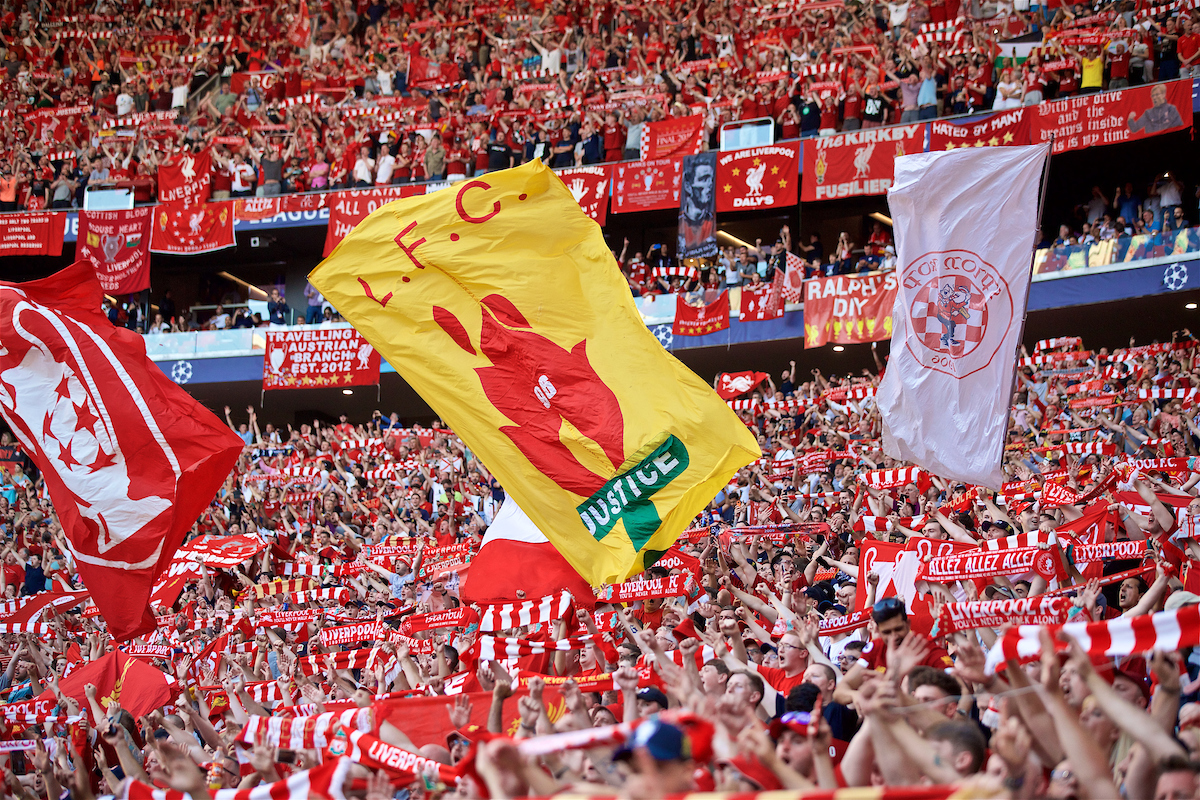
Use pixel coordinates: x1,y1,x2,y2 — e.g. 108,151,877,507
263,328,382,389
928,107,1031,150
803,272,898,348
1030,79,1192,154
715,142,800,211
0,212,65,257
554,165,611,225
611,157,683,213
323,186,425,256
802,124,925,201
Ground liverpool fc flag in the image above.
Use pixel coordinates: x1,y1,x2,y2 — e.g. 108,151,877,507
0,262,244,640
877,145,1049,489
309,161,759,584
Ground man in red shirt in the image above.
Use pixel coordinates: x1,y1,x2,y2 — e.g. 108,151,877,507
833,596,955,702
1180,20,1200,79
1107,42,1131,90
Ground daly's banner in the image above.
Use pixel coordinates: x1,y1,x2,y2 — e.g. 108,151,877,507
803,272,897,349
1031,79,1192,154
263,327,381,390
716,142,799,211
802,124,925,201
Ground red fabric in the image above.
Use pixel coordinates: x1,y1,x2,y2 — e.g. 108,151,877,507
715,371,769,399
77,208,153,296
150,202,235,255
673,291,730,337
0,262,244,640
158,149,213,206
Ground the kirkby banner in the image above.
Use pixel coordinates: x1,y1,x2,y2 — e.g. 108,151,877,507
263,327,381,390
1030,79,1191,154
308,162,759,586
715,142,799,211
928,107,1031,150
803,272,897,348
802,124,925,201
877,145,1049,489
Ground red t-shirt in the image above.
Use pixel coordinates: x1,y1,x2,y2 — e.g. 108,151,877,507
858,633,954,673
1109,51,1130,80
756,665,808,696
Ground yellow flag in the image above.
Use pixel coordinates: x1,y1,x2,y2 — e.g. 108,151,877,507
308,161,760,584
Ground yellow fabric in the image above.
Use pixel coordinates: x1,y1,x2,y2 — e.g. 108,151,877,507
1081,56,1103,88
309,160,760,585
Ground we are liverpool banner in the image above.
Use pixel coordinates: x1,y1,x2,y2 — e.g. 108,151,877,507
715,142,799,211
802,124,925,201
264,328,381,390
1030,79,1191,153
803,272,898,349
640,115,704,160
308,163,759,585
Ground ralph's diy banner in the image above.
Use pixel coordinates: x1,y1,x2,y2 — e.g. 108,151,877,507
803,272,898,348
308,161,759,584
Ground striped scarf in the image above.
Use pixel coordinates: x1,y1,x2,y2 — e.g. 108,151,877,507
478,590,575,632
121,754,352,800
235,708,373,749
467,634,594,662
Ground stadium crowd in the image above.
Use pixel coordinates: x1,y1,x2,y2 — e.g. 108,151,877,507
1,0,1198,210
0,328,1198,799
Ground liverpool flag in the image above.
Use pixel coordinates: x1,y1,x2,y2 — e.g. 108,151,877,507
0,262,244,640
309,161,759,584
877,144,1049,489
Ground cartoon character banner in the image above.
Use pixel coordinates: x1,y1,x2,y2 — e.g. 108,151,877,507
677,152,718,260
715,142,799,212
308,162,760,586
801,124,925,201
263,328,381,390
1030,79,1192,154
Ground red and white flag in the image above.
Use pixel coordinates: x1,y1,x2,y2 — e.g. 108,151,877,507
783,251,805,303
0,262,244,640
78,208,153,295
877,144,1049,489
157,149,213,206
459,500,594,607
286,0,312,49
150,202,235,255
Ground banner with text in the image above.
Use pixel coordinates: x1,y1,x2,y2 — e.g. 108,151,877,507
555,165,611,225
715,142,800,212
928,108,1031,150
0,212,65,257
640,115,704,160
678,151,718,259
323,186,425,256
263,328,382,390
1030,79,1192,154
612,157,683,213
78,208,153,295
673,290,730,336
150,203,235,254
802,124,925,201
803,272,898,348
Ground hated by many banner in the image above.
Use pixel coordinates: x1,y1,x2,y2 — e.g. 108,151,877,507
0,212,65,257
263,327,382,390
639,115,704,160
928,107,1031,150
1030,79,1192,154
803,272,898,348
673,291,730,336
802,124,925,201
77,208,153,295
611,157,683,213
715,142,799,211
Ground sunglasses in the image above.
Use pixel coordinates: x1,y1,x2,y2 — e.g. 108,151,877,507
873,597,904,615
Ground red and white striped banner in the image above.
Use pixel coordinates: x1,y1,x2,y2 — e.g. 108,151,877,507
467,634,594,662
235,708,373,749
478,590,575,632
297,647,395,677
860,467,927,490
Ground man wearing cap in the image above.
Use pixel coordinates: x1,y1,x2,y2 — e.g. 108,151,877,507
614,718,695,796
834,597,954,702
635,686,669,718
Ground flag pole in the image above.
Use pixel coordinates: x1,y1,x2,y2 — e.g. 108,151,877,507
996,137,1054,472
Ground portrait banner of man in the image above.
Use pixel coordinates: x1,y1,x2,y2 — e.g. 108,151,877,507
1031,79,1192,153
678,151,718,260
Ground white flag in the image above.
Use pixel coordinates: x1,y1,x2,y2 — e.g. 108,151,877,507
877,144,1049,489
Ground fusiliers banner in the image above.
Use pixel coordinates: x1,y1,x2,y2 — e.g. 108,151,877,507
803,272,898,348
716,142,799,211
802,124,925,201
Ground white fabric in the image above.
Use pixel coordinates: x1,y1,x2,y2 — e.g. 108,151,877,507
878,144,1049,489
483,498,551,545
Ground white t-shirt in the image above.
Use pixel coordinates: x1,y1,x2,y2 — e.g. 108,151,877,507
116,92,134,115
231,163,256,192
376,68,395,95
171,83,189,108
376,153,396,184
354,156,375,184
888,1,909,26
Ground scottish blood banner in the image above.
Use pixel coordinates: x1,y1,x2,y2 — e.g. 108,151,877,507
715,142,799,211
1030,79,1192,154
264,328,382,390
802,124,925,201
78,208,153,295
803,272,898,348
